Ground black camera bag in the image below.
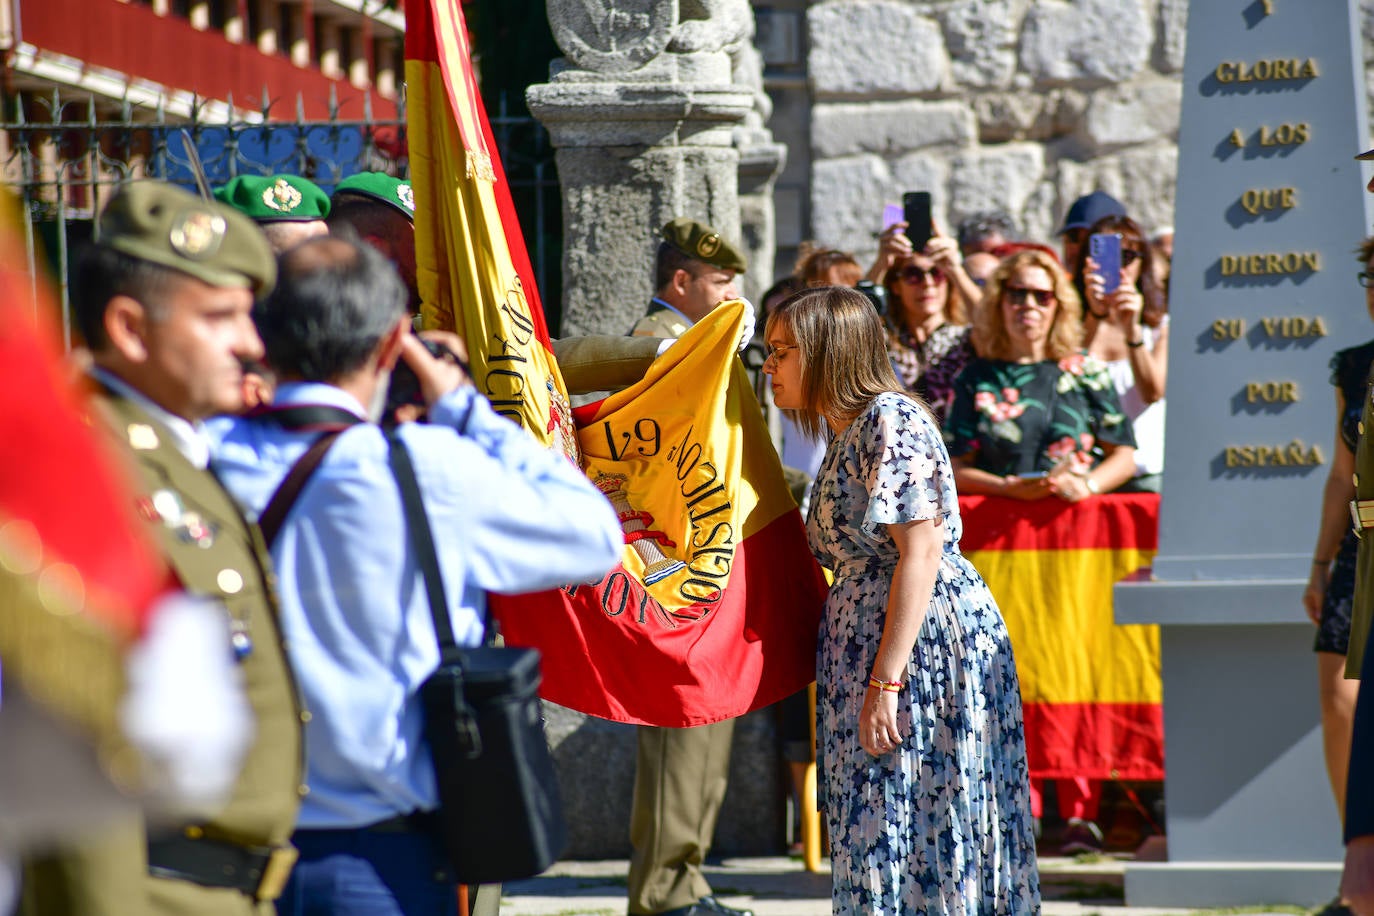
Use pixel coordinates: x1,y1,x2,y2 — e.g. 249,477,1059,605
386,430,568,885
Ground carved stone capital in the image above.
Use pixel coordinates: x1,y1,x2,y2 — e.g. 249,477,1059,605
548,0,678,74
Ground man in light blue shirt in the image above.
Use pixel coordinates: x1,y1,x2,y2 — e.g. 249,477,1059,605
209,235,623,915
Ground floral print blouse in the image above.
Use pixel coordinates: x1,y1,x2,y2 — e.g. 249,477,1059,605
886,322,973,425
944,354,1136,477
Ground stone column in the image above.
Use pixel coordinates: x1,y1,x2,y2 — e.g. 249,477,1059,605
731,33,786,303
528,0,754,337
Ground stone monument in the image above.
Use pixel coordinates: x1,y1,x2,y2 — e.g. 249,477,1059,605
528,0,756,336
528,0,784,858
1116,1,1372,906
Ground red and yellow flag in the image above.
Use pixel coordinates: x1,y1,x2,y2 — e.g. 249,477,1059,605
403,2,826,726
500,302,827,726
404,0,577,459
959,493,1163,780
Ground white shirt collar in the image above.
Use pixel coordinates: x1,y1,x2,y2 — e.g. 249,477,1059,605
92,368,212,470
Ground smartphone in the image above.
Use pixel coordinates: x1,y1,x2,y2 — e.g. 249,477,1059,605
1089,232,1123,294
1018,471,1049,480
902,191,933,251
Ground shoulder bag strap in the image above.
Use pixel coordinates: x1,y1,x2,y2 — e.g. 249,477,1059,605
258,430,346,547
386,428,491,667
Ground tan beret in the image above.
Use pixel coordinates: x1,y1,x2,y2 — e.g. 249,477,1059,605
661,217,746,274
98,181,276,296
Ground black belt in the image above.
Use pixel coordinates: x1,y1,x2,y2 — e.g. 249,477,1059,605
147,832,298,902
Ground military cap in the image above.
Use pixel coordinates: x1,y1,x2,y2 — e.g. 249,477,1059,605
98,181,276,296
1058,191,1127,235
331,172,415,221
214,174,330,223
660,218,746,273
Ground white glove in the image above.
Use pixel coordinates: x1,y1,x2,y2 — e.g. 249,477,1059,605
735,298,757,353
120,594,254,818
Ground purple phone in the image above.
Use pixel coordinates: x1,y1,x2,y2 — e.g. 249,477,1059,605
1089,232,1123,294
882,203,903,232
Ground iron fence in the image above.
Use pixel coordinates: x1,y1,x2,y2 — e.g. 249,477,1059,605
0,87,563,341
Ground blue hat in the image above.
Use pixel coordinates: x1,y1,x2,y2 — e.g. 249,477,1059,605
1058,191,1127,235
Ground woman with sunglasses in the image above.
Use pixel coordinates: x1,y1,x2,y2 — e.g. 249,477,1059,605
945,248,1137,503
1075,214,1169,493
881,239,975,424
944,249,1137,854
1302,238,1374,916
763,286,1038,915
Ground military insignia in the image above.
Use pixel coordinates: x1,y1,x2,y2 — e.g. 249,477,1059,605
229,618,253,662
696,233,721,259
179,512,216,548
262,178,303,213
216,568,244,595
168,207,227,259
128,423,160,450
396,184,415,213
152,489,183,523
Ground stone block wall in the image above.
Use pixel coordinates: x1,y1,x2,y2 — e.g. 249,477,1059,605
798,0,1188,268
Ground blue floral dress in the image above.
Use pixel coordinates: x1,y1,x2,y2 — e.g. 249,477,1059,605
807,392,1039,915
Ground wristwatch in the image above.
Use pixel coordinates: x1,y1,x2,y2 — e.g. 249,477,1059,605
1084,476,1101,495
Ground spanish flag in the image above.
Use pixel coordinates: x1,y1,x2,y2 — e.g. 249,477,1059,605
500,302,827,726
404,2,826,726
405,0,578,460
960,492,1163,780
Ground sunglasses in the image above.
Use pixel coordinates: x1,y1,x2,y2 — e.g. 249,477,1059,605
899,265,945,284
1004,286,1055,308
1360,272,1374,288
1121,248,1144,266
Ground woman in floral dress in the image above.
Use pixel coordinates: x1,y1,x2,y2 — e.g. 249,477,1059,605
946,248,1137,501
763,286,1038,915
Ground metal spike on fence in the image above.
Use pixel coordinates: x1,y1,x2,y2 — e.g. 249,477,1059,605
328,83,339,119
364,91,373,122
261,84,272,119
296,92,305,124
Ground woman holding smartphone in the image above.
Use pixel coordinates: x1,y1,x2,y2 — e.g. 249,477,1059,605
1075,214,1169,493
945,248,1137,502
764,286,1038,915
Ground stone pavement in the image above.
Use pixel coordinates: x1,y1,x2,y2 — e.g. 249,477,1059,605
496,855,1308,915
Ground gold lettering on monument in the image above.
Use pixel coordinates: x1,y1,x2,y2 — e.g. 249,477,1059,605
1219,252,1320,276
1214,58,1318,83
1240,187,1297,215
1244,381,1299,403
1224,442,1325,468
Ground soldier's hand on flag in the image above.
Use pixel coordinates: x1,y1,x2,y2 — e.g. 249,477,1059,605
402,331,471,405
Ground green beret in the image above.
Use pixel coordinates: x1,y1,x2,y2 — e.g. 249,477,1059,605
98,181,276,296
214,174,330,223
331,172,415,221
660,218,746,273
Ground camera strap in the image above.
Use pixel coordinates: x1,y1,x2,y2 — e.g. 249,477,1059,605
256,405,363,547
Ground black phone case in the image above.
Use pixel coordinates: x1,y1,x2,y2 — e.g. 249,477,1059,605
902,192,932,251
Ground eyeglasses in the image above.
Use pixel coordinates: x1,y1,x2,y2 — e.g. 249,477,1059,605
1004,286,1056,308
1360,272,1374,288
899,265,945,285
764,344,798,363
1122,248,1144,266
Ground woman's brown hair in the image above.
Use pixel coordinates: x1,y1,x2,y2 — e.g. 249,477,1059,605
795,243,863,288
973,249,1083,362
765,286,914,440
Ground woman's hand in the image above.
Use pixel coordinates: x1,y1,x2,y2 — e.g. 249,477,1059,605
925,233,961,273
1083,256,1110,317
1304,562,1331,626
1001,474,1053,501
1049,471,1093,503
1108,285,1145,337
859,685,903,756
866,222,914,283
